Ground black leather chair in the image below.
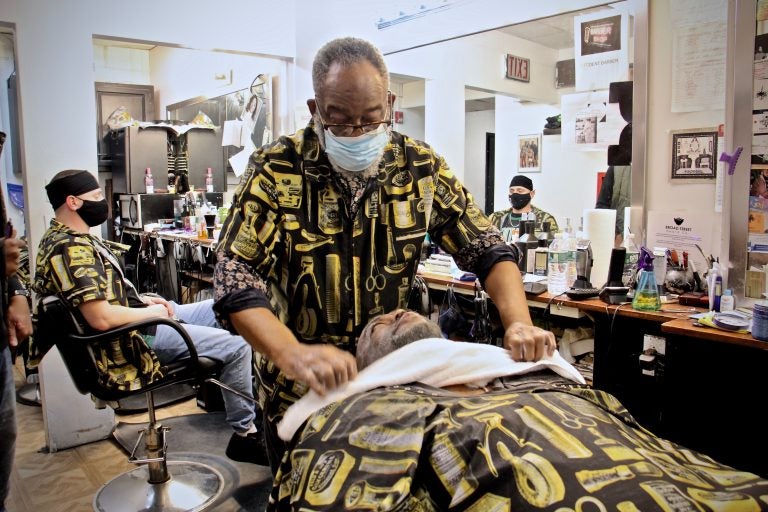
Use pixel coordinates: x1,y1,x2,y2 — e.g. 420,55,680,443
38,295,227,511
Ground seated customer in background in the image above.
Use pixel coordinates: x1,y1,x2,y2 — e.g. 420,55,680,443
33,169,267,466
490,175,559,239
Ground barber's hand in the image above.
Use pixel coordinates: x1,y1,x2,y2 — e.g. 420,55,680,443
6,295,32,348
143,295,174,317
2,230,25,277
503,321,556,362
279,343,358,396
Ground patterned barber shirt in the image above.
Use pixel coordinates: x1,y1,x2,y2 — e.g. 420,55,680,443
214,121,518,420
33,219,162,391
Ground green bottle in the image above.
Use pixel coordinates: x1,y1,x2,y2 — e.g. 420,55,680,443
632,247,661,311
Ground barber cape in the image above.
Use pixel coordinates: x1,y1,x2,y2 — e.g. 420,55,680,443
278,338,585,440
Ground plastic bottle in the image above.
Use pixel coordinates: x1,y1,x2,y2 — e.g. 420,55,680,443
205,167,214,193
719,289,735,312
708,261,722,312
565,233,578,288
632,247,661,311
622,233,640,288
547,233,568,295
167,172,175,193
144,167,154,194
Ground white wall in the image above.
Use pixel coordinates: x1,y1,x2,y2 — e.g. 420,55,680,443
93,46,150,85
495,96,607,228
646,0,724,256
1,0,295,260
150,46,291,135
465,109,495,211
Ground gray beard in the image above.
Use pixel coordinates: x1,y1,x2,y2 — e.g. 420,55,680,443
388,321,443,353
313,113,387,177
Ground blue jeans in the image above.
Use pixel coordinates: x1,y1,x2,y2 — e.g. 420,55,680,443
0,347,16,511
152,299,256,433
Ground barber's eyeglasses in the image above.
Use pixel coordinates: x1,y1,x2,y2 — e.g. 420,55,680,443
315,91,392,137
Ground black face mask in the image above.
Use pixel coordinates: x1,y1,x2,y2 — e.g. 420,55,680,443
510,192,531,210
77,198,109,227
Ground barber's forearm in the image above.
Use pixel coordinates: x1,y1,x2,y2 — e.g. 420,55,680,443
230,307,300,364
483,260,533,328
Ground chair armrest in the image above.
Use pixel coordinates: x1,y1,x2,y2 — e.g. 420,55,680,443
70,317,199,366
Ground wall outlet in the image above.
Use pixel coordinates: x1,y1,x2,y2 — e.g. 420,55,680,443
643,334,666,355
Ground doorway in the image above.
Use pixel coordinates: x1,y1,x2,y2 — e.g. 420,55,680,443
484,132,495,215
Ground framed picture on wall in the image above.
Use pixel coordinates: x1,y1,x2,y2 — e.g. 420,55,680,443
518,134,541,173
670,128,718,179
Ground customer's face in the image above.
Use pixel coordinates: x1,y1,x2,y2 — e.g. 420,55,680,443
356,309,443,370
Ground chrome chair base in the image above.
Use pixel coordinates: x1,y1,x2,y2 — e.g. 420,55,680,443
93,460,224,512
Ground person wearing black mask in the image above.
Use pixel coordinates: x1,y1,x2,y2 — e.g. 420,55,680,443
489,175,559,239
33,169,269,466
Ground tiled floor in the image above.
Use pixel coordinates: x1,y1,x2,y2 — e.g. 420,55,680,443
6,358,212,512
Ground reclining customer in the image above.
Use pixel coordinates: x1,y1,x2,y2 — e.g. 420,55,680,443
279,309,581,440
33,169,267,465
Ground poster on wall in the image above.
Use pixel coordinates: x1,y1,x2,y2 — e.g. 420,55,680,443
670,129,718,179
573,10,629,91
517,134,541,173
561,90,627,152
646,210,711,277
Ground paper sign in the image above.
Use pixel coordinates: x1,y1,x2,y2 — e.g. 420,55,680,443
574,10,629,91
229,145,253,178
222,120,243,147
646,210,711,275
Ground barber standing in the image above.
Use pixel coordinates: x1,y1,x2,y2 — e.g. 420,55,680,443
213,37,555,472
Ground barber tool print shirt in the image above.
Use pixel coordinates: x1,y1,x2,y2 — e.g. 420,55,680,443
33,219,163,391
489,205,560,234
214,121,518,417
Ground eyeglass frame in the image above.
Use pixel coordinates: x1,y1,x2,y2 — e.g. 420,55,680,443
314,91,393,137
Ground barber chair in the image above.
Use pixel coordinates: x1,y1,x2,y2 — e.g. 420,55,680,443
38,296,236,512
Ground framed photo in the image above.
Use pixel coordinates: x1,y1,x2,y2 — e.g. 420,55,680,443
670,129,718,179
518,134,541,173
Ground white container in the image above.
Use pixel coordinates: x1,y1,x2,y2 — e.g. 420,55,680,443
719,289,735,312
547,233,568,295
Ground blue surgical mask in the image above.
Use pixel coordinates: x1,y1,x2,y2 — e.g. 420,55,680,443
323,125,389,172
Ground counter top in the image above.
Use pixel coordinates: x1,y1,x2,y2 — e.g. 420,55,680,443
660,317,768,350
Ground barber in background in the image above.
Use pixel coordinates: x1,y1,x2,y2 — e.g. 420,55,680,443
214,36,556,473
489,175,559,236
595,165,631,247
0,131,32,512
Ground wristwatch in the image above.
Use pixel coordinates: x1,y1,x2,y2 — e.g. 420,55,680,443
11,288,30,298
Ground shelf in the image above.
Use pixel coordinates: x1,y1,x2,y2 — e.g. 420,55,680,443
752,164,768,169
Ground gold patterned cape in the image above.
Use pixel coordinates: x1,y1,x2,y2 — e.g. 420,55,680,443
269,380,767,511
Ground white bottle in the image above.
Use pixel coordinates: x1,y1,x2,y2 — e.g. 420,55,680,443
719,289,735,312
565,233,578,288
547,233,568,295
623,233,640,288
205,167,214,193
144,167,154,194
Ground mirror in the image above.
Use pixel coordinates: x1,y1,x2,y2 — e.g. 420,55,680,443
382,0,646,241
0,30,26,239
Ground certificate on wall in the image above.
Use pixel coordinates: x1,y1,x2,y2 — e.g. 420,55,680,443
647,210,711,276
574,10,629,91
670,129,718,179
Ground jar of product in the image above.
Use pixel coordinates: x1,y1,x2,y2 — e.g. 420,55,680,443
752,303,768,341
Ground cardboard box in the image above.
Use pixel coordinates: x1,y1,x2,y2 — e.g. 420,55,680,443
746,270,767,299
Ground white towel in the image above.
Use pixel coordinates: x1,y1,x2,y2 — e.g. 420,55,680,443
278,338,586,441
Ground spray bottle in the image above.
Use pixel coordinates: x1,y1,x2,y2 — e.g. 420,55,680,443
632,247,661,311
